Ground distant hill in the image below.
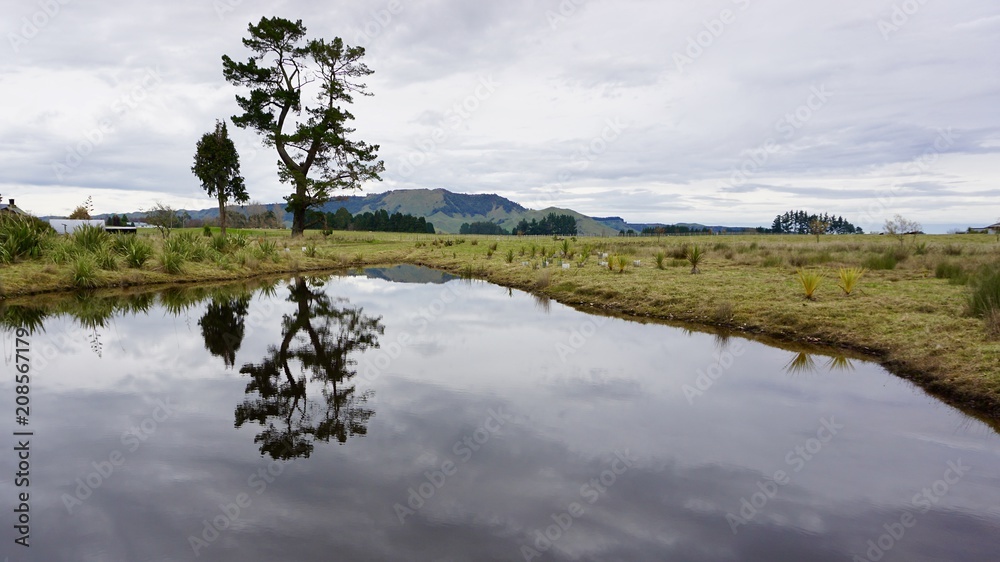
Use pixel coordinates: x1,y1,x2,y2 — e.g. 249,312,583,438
317,189,619,235
82,188,754,235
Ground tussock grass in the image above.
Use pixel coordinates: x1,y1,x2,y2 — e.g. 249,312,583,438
686,245,704,274
796,270,822,299
70,254,98,288
837,267,866,296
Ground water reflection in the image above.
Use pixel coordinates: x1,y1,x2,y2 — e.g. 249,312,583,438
2,269,1000,562
198,295,250,368
235,277,384,460
784,351,857,376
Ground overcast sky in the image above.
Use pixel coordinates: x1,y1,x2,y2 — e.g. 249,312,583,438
3,0,998,231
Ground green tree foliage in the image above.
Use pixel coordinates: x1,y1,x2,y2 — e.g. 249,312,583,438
223,17,384,236
514,213,577,236
460,221,509,235
305,207,433,233
640,225,711,235
192,120,248,235
770,210,862,234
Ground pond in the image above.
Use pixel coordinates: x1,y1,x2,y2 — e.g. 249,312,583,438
2,266,998,561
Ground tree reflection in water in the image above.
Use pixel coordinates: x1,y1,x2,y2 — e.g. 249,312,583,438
199,296,250,368
235,277,384,460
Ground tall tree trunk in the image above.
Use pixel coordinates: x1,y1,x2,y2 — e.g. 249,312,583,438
291,180,307,236
219,196,227,236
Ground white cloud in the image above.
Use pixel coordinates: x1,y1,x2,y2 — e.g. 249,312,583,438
2,0,998,231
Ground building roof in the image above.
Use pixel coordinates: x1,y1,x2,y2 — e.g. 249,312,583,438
0,203,25,214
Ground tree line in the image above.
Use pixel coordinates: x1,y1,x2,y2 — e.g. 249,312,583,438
458,213,578,236
306,207,435,233
770,211,862,234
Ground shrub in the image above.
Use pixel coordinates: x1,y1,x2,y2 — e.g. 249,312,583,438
987,309,1000,339
713,302,735,324
203,225,213,237
0,214,52,263
210,233,228,253
914,241,928,255
762,255,784,268
797,269,822,299
607,254,627,273
837,267,866,296
164,232,196,259
255,239,278,259
230,232,249,249
160,250,184,274
505,249,514,263
935,261,968,285
94,245,119,271
71,224,109,253
967,264,1000,319
121,236,153,268
670,244,689,260
686,245,704,274
45,236,75,265
942,243,963,256
864,252,898,270
70,254,99,288
655,251,666,270
488,242,498,252
534,269,552,288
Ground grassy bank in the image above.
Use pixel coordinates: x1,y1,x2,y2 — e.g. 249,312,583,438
2,220,999,422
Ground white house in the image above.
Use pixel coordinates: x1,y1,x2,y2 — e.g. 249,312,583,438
47,219,106,234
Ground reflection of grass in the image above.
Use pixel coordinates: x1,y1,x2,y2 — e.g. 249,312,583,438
826,355,855,372
784,352,818,375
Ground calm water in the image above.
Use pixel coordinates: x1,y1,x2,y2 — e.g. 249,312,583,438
1,266,998,561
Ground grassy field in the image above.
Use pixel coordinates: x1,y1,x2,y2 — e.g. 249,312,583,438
2,218,999,424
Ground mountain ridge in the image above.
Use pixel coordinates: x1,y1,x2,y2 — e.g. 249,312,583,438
79,188,748,235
